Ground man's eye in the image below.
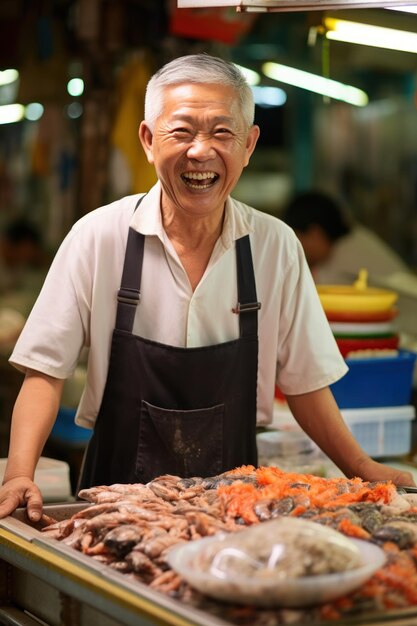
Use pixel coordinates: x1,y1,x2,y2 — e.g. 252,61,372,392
172,128,191,136
215,128,232,136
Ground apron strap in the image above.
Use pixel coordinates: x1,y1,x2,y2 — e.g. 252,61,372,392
235,235,261,338
115,196,146,332
116,202,261,338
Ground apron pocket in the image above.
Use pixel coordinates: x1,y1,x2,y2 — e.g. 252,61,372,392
136,400,224,481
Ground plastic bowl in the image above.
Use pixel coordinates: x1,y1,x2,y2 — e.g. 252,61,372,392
329,320,396,337
317,284,398,314
167,519,386,608
336,335,399,357
325,308,399,323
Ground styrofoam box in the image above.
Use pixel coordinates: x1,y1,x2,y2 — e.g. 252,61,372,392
341,405,415,458
0,456,72,502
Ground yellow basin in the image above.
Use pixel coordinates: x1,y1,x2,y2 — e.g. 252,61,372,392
317,269,398,313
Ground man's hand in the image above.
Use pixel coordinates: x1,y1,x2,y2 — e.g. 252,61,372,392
0,477,43,521
355,457,416,487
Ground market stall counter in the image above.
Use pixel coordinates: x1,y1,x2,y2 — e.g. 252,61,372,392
2,468,417,626
0,504,226,626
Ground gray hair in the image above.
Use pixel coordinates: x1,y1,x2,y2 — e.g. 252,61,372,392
144,54,255,130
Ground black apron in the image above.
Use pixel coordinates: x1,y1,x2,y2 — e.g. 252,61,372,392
78,198,261,490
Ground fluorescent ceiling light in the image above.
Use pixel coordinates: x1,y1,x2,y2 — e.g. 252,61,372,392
387,5,417,13
234,64,261,86
67,77,84,97
325,17,417,54
0,104,25,124
25,103,44,121
0,69,19,87
252,85,287,107
67,102,83,119
262,62,368,107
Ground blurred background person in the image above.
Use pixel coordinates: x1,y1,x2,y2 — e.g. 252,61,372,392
281,190,412,285
0,218,47,294
0,218,49,349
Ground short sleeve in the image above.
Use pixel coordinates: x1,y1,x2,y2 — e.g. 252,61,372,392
276,239,348,395
9,227,91,379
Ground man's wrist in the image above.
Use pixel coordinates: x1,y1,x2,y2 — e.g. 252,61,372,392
343,453,376,480
2,472,34,485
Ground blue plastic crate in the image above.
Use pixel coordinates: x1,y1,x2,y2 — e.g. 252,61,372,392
330,350,417,409
51,407,92,446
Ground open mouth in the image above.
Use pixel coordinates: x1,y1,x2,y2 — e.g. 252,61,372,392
181,171,219,190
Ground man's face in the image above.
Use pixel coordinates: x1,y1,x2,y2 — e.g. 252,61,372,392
295,226,333,268
139,82,259,218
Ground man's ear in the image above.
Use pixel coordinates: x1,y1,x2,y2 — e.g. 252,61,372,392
138,121,154,164
243,124,260,168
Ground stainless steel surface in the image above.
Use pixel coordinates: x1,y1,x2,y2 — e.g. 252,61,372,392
0,504,232,626
1,502,87,541
0,607,42,625
398,485,417,493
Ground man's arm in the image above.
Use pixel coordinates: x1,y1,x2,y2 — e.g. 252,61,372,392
286,386,415,486
0,370,65,521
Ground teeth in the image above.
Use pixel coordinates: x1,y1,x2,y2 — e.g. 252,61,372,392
183,172,216,180
186,182,213,190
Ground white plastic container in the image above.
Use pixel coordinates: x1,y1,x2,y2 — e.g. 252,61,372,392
257,430,316,457
272,402,415,459
0,457,72,502
341,405,415,457
256,430,328,475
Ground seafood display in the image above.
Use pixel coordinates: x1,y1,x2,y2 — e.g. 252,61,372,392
166,518,386,608
40,466,417,624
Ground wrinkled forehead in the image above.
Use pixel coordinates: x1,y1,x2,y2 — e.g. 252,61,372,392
158,83,246,126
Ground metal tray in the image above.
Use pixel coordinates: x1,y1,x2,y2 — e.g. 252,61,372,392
2,503,417,626
0,503,230,626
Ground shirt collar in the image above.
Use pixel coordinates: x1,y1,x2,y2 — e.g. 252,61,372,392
129,181,253,250
129,182,165,237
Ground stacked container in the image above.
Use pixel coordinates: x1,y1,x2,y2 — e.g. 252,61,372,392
317,270,417,458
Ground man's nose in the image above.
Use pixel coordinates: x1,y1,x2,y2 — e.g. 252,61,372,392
186,134,216,160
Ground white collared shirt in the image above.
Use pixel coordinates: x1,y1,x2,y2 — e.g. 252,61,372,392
10,182,347,428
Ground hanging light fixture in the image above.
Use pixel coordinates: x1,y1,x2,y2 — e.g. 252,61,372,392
0,104,25,124
178,1,417,11
262,62,368,106
324,17,417,54
0,69,19,87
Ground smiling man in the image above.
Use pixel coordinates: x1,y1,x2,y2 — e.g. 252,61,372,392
0,54,413,522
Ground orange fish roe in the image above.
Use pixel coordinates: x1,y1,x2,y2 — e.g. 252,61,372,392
337,518,371,540
219,466,396,521
319,604,342,620
255,465,288,485
290,504,308,516
360,482,394,501
218,482,260,524
225,465,257,477
215,467,417,620
383,541,401,554
374,551,417,605
334,596,355,611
